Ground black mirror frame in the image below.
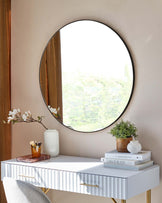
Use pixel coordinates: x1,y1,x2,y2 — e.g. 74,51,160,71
39,19,135,133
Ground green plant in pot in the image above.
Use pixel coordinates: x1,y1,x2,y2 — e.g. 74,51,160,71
110,120,137,152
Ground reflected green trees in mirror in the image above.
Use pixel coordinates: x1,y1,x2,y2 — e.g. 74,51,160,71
63,65,132,132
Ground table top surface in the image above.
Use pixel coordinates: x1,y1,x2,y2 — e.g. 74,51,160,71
2,155,159,179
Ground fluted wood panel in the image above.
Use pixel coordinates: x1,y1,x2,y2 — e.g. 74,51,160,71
0,0,11,202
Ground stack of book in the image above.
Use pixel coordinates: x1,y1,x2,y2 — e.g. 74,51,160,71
101,150,153,170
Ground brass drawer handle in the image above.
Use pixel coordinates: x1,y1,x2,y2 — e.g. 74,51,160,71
19,175,35,179
80,183,99,188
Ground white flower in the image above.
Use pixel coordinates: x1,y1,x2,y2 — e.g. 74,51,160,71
13,109,19,114
11,114,16,119
8,111,13,116
8,111,16,117
48,105,58,114
22,114,27,121
52,108,57,114
27,111,32,117
23,111,32,121
8,108,21,119
7,117,13,123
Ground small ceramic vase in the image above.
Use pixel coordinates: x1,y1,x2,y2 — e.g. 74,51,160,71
44,129,59,157
127,136,142,154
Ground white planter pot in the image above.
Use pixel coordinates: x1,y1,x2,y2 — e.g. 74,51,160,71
44,129,59,157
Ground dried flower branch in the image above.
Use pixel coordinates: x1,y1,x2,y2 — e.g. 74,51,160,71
3,109,48,130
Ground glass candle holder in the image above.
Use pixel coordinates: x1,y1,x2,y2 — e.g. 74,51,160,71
30,141,42,158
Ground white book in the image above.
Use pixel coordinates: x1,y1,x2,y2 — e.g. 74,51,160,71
101,157,151,166
104,160,154,171
105,150,151,161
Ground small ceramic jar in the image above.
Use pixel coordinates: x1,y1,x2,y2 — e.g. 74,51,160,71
127,137,142,154
44,129,59,157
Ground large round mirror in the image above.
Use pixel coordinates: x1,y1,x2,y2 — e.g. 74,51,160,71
39,20,134,132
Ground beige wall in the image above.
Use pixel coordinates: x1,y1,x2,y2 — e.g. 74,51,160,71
11,0,162,202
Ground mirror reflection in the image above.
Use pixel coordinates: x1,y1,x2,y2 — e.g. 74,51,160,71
39,20,134,132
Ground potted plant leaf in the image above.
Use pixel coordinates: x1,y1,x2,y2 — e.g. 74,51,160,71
110,120,137,152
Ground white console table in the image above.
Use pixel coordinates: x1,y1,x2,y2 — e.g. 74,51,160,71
1,155,160,203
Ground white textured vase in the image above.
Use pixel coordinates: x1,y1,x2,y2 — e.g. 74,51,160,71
127,139,142,154
44,129,59,157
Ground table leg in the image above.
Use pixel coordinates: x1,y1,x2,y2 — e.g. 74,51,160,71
121,200,126,203
111,198,117,203
146,190,151,203
41,187,50,194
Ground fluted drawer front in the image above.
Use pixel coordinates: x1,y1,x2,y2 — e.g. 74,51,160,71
79,173,126,199
2,163,39,185
2,162,127,199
